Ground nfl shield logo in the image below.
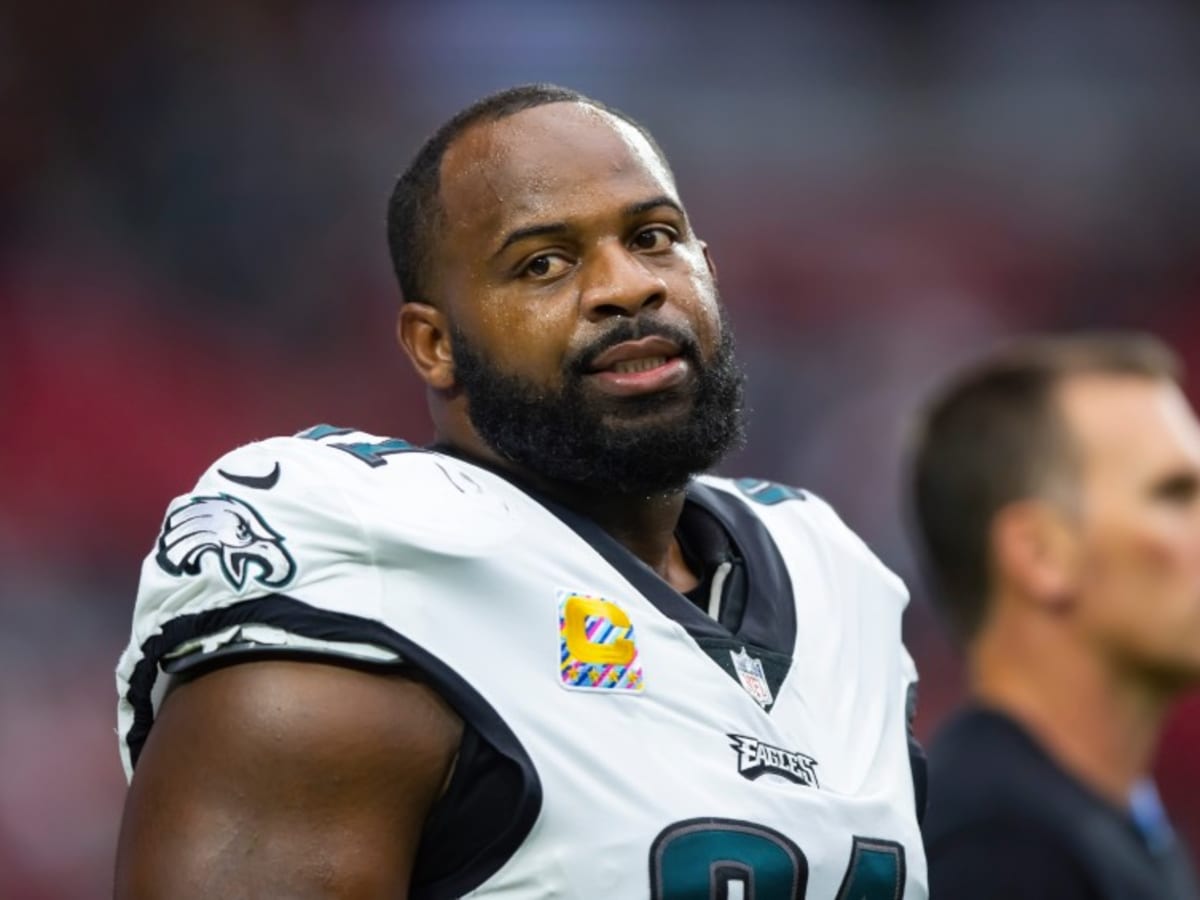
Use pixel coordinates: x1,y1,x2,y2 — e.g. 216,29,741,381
730,647,774,709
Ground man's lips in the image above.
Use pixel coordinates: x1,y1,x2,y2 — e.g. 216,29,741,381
586,336,684,373
583,336,691,396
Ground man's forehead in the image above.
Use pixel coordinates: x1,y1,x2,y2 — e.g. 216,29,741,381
1059,374,1200,474
438,102,677,227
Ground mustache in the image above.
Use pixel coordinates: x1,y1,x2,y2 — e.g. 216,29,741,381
568,318,704,374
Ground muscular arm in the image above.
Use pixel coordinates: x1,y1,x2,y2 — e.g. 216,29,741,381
114,659,463,899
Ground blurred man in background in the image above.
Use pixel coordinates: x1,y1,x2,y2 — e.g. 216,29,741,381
113,84,927,898
909,333,1200,898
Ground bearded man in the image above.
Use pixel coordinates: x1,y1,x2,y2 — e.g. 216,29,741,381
114,84,927,899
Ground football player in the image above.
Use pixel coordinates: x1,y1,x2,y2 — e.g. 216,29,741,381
115,84,927,899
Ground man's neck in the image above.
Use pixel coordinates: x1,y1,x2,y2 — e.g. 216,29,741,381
570,488,698,591
970,612,1169,808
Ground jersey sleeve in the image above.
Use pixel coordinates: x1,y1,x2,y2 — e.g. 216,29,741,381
115,437,398,779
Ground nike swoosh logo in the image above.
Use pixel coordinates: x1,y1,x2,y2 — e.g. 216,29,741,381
217,462,281,490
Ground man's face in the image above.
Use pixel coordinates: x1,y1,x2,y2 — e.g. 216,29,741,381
430,102,744,493
1061,375,1200,689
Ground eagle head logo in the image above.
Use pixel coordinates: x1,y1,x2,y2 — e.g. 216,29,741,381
155,494,296,591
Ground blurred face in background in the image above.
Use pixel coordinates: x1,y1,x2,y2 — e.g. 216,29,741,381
1061,374,1200,691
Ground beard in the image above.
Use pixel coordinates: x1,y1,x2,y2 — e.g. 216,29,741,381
450,309,746,496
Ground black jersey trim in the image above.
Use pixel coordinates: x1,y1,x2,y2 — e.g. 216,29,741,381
909,731,928,826
537,482,798,657
537,490,730,638
122,594,542,900
684,482,797,657
906,682,927,825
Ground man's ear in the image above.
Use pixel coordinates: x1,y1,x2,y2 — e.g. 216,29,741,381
701,241,718,282
990,499,1080,614
396,302,455,391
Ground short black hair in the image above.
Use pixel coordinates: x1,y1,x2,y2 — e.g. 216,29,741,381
386,83,671,305
906,332,1181,641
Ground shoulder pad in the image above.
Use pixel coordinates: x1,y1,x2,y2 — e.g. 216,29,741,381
700,474,909,604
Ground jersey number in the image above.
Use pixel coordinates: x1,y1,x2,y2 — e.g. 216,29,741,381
298,425,418,468
649,819,905,900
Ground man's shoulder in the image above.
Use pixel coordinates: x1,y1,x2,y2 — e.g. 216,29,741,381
923,709,1097,894
927,813,1102,899
697,474,852,543
215,424,436,486
190,425,433,497
925,707,1198,899
699,474,908,600
925,707,1121,848
136,426,526,632
191,426,522,540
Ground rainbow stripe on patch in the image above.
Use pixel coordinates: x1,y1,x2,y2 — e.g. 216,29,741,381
558,592,644,693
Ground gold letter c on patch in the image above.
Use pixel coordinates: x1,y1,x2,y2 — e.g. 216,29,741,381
564,596,635,666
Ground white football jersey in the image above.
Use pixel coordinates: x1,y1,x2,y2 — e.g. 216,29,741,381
117,426,927,899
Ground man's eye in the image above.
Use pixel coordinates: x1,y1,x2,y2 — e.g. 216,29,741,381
1154,473,1200,505
631,227,676,251
522,254,570,279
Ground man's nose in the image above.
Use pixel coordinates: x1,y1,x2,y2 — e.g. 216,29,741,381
578,242,667,320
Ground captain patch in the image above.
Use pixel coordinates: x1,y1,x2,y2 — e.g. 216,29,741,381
558,592,644,693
